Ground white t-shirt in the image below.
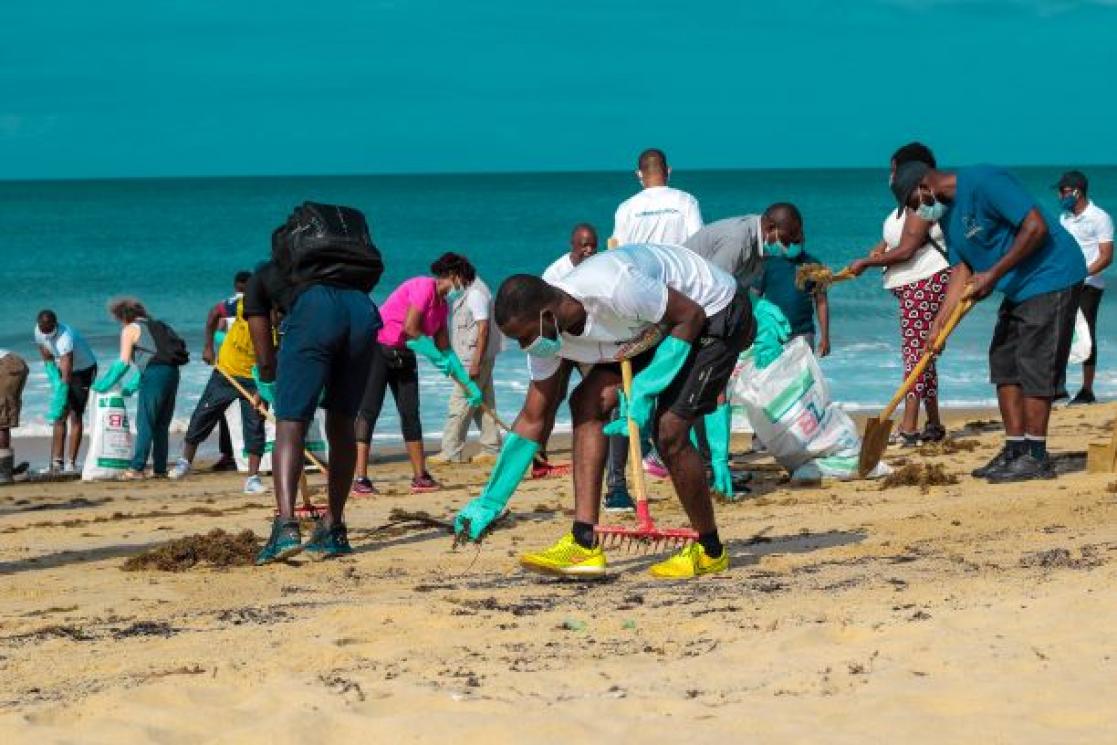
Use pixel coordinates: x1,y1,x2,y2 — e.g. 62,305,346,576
1060,201,1114,289
528,243,736,380
881,209,951,289
33,322,97,371
542,253,577,284
612,186,703,245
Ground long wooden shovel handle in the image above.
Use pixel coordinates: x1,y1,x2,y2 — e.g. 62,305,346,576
880,296,975,421
620,358,650,513
606,236,651,515
214,366,330,476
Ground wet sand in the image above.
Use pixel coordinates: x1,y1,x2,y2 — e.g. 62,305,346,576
1,405,1116,743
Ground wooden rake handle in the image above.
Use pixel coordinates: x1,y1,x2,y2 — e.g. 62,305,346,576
880,296,975,421
214,366,330,476
448,376,511,433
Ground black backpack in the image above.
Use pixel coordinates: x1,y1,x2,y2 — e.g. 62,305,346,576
272,202,384,293
141,319,190,366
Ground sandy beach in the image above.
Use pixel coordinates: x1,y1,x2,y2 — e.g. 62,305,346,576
1,404,1115,743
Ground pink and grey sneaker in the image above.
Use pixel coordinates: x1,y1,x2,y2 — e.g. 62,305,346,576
350,477,379,496
410,472,441,493
643,453,669,480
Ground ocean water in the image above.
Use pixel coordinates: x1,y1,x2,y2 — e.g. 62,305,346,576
2,167,1114,442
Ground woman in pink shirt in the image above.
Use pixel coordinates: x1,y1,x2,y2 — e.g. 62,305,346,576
353,254,481,494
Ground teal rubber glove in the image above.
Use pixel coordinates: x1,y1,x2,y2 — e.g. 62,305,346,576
407,335,483,407
252,365,276,405
121,370,141,398
405,335,452,375
750,296,792,369
91,360,131,393
44,360,62,390
444,355,483,407
47,383,70,422
214,329,227,349
454,432,539,541
602,336,692,438
44,361,68,422
705,403,735,500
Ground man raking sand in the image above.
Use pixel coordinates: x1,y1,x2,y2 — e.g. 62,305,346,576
452,243,767,579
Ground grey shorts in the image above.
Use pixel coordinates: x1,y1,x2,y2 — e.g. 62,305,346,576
989,284,1082,398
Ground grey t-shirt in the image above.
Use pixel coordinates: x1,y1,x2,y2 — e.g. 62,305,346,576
682,215,762,289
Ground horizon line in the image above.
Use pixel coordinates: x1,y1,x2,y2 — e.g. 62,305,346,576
3,161,1115,186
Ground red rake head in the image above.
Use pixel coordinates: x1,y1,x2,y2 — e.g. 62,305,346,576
593,523,698,554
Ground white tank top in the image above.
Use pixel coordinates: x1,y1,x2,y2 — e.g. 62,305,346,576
881,209,950,289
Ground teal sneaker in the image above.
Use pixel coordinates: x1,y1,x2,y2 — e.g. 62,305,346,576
604,484,635,513
303,520,353,561
255,518,303,565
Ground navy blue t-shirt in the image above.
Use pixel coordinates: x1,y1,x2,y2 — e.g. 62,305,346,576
757,251,818,337
939,165,1087,302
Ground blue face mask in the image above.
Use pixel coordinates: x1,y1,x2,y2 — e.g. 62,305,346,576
763,241,803,259
524,310,563,358
1059,193,1078,213
446,287,464,304
916,200,947,222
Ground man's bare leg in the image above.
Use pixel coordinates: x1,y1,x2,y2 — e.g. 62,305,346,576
567,368,620,541
67,413,83,466
656,409,717,536
272,420,308,521
324,410,356,526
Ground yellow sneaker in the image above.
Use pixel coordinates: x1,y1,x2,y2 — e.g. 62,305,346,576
520,533,607,578
649,542,728,579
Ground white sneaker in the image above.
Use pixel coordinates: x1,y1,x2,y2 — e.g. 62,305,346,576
243,475,267,494
63,461,79,475
169,458,191,480
38,460,63,475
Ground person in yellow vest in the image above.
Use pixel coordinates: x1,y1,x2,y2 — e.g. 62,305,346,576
169,299,269,493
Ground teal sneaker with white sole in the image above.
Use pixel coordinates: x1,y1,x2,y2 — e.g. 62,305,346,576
303,520,353,560
255,518,303,565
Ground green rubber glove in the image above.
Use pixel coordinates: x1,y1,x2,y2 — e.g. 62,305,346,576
44,361,68,422
405,335,452,375
705,403,735,500
454,432,540,541
44,360,62,389
252,365,276,405
750,296,791,369
91,360,131,393
602,336,692,438
121,370,142,398
47,383,70,422
407,335,483,407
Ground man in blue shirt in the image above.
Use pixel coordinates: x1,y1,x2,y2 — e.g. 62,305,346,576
892,161,1087,483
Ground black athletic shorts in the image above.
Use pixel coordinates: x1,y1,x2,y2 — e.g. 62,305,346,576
989,283,1082,398
67,365,97,418
1079,285,1102,367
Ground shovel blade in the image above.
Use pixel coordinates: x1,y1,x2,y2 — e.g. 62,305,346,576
858,416,893,478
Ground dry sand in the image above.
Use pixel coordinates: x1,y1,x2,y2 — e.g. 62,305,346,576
2,405,1116,743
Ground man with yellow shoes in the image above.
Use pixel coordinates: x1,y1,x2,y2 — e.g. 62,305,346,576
169,298,269,494
452,243,766,579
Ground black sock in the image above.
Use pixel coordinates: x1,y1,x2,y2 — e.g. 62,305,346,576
1005,437,1026,457
1025,435,1047,459
572,521,596,549
698,531,723,558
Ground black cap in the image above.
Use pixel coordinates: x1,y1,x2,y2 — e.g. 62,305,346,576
1054,170,1088,192
891,160,931,209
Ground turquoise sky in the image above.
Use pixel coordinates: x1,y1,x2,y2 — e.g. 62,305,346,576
4,0,1115,179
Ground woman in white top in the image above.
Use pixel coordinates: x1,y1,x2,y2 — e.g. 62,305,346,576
849,143,952,446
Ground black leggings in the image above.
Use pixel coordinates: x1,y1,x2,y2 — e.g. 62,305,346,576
355,343,422,444
1080,285,1103,367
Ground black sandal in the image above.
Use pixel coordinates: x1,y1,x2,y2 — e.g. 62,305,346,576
921,423,947,443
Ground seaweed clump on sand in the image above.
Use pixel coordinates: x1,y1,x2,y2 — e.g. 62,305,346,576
917,438,982,456
121,529,259,572
880,463,958,493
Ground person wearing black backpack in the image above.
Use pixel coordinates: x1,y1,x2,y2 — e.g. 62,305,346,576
91,297,187,479
246,202,384,564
